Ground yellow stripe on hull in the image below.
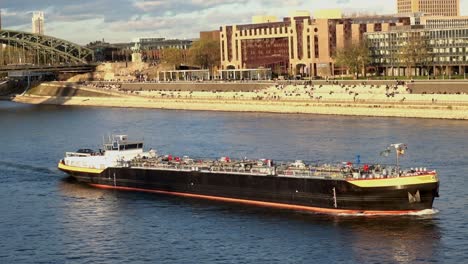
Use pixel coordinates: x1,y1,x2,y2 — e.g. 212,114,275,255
58,162,104,174
347,174,438,188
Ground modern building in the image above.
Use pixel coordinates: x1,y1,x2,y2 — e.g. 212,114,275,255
366,26,468,77
138,37,192,62
86,41,130,62
32,11,45,35
87,38,192,62
219,11,410,77
397,0,460,16
420,16,468,29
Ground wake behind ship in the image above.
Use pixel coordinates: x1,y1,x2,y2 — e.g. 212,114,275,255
58,135,439,215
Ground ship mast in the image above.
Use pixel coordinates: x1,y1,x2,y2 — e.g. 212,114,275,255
390,143,407,177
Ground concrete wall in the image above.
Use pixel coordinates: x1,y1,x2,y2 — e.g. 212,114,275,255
0,80,25,96
0,81,9,96
27,84,111,97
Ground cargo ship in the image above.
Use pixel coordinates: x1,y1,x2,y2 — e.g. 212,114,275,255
58,135,439,215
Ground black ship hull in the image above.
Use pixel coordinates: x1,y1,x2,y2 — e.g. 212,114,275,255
59,164,439,215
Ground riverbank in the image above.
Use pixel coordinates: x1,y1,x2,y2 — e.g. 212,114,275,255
12,94,467,120
10,81,468,120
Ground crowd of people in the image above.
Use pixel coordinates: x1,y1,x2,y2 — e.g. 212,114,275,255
72,78,468,105
77,81,410,102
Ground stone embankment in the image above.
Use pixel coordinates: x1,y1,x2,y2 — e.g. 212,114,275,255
12,81,468,120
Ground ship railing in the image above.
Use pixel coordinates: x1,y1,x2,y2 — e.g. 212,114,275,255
276,169,348,179
208,167,273,175
130,162,195,171
128,160,275,175
277,170,312,178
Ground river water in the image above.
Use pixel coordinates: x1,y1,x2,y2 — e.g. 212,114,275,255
0,101,467,263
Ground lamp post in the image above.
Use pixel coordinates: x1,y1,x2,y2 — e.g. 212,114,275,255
390,143,406,177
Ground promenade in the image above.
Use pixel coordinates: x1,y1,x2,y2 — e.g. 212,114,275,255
12,81,468,120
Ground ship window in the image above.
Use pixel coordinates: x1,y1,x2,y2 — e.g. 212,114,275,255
119,143,141,150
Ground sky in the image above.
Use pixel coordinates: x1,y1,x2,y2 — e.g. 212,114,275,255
1,0,468,45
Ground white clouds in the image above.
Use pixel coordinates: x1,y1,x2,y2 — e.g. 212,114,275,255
2,0,468,44
133,1,166,10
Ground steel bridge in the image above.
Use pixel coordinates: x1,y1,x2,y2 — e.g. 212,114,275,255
0,63,97,73
0,29,94,66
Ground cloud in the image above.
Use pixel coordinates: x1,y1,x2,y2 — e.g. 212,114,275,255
1,0,466,44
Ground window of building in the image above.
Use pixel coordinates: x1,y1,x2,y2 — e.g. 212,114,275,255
236,40,239,61
314,36,319,58
290,38,294,59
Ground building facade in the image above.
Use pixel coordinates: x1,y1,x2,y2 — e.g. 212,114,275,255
397,0,460,16
420,16,468,29
200,30,220,42
137,38,192,62
32,11,45,35
220,12,410,77
87,38,192,62
366,26,468,77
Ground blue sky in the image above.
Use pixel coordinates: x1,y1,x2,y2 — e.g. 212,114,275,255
1,0,468,45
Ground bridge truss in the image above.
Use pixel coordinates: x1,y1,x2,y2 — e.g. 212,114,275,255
0,30,94,65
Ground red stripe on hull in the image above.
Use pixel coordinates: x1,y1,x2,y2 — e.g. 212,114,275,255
89,184,420,216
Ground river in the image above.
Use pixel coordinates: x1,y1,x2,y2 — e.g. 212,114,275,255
0,101,467,263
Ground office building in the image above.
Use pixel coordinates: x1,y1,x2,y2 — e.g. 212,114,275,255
366,26,468,77
219,11,410,77
420,16,468,29
397,0,460,16
87,38,192,62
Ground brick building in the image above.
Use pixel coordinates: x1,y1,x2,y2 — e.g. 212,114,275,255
220,11,410,77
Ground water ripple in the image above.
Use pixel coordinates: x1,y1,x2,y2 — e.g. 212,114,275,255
0,101,467,263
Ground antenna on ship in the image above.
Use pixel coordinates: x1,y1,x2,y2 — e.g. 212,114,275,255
390,143,407,177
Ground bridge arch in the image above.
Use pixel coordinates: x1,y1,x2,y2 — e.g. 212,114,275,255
0,30,94,65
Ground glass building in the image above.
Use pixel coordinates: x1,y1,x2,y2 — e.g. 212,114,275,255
366,26,468,77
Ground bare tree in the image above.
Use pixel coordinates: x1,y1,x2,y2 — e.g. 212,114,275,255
335,43,370,79
161,48,186,69
398,33,430,77
188,39,220,74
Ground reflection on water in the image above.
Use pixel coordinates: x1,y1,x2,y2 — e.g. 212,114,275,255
0,101,466,263
57,177,442,263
